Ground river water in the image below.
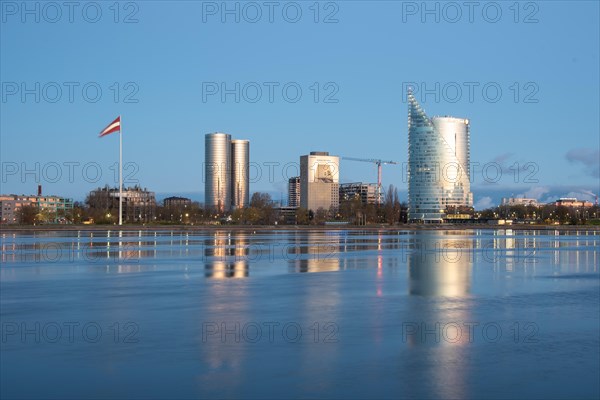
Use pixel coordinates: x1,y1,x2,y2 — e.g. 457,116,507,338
1,229,599,399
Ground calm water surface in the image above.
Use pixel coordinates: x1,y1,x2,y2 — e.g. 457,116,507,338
1,229,599,399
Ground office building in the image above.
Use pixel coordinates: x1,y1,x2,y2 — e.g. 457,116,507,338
407,90,473,222
300,152,340,212
204,133,250,212
288,176,300,208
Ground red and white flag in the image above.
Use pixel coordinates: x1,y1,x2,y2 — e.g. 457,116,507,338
99,116,121,137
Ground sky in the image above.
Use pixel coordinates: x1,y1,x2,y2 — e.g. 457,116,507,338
1,0,599,207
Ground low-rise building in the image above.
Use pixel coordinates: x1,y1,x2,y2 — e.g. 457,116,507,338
554,198,594,208
276,206,299,225
0,193,73,224
163,196,192,208
87,186,156,223
501,197,539,207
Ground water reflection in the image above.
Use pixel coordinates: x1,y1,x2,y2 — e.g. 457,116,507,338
204,232,249,279
405,232,475,398
287,231,342,273
408,232,473,297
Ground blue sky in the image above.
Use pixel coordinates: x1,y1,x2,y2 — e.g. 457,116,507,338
1,1,599,207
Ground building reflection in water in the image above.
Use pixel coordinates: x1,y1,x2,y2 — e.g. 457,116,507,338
406,231,474,399
101,230,159,273
408,231,473,297
287,231,341,273
204,232,248,279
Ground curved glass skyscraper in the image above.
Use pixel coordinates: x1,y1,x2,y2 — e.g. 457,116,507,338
407,91,473,222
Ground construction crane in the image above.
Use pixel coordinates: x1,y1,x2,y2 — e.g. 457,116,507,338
342,157,399,204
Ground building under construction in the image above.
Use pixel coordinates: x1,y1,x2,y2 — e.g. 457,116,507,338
339,183,380,205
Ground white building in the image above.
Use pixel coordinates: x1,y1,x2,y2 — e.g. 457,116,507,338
501,197,539,207
300,152,340,212
407,90,473,222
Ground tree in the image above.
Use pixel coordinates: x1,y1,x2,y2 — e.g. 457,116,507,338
244,207,261,224
555,205,569,223
250,192,275,224
313,207,328,225
231,208,245,224
479,208,496,219
339,197,363,223
250,192,272,209
399,201,408,223
295,207,309,225
17,205,38,225
383,184,401,224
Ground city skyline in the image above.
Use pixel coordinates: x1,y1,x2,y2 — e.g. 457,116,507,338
2,3,599,399
1,2,598,207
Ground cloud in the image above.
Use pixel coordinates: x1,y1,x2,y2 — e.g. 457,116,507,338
522,186,551,200
476,153,535,186
471,184,598,206
474,196,494,210
566,148,600,178
491,153,513,163
561,191,595,202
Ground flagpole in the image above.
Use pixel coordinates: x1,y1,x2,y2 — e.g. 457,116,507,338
119,115,123,226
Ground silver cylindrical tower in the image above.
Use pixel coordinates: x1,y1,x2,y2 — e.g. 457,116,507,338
205,133,231,212
431,116,472,208
230,139,250,209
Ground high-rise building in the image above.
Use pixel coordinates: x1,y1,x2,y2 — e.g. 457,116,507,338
204,133,250,212
231,139,250,209
407,90,473,222
288,176,300,208
205,133,232,212
300,152,340,212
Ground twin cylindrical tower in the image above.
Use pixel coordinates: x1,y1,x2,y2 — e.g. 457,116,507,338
205,133,249,212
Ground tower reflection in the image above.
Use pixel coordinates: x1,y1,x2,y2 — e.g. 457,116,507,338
287,231,341,273
405,231,474,399
204,232,249,279
408,232,472,297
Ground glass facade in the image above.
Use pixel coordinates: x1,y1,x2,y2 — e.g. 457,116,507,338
407,91,473,222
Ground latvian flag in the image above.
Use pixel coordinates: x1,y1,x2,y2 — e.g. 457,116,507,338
99,116,121,137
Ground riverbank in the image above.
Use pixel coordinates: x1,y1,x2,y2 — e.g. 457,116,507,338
1,223,599,233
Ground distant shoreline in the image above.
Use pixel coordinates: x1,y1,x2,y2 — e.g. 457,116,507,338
1,224,599,233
